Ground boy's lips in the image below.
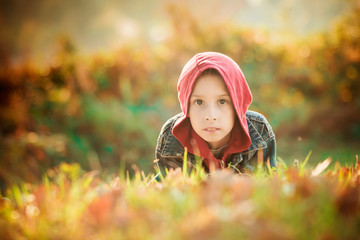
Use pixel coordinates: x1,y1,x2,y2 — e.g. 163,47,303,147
204,127,220,132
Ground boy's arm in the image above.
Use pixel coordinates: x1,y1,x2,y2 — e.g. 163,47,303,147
262,120,277,169
155,145,184,178
154,115,184,177
155,150,167,178
265,135,276,168
155,126,168,177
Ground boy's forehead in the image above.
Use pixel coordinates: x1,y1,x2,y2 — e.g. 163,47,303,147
191,75,229,94
191,87,230,97
195,74,226,85
191,92,230,97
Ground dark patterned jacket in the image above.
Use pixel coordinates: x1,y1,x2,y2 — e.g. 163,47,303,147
155,110,276,175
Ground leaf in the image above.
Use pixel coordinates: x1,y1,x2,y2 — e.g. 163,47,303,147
87,190,120,226
311,158,332,176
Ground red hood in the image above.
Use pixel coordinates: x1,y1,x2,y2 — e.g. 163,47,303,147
172,52,252,170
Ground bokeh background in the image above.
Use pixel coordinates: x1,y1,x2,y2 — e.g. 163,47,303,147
1,0,359,191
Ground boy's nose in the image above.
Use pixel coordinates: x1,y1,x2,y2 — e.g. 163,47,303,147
205,115,216,121
205,107,217,121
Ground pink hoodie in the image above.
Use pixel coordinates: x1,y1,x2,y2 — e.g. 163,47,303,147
172,52,253,169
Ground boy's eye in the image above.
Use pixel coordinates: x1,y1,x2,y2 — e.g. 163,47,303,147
195,99,203,105
218,99,227,105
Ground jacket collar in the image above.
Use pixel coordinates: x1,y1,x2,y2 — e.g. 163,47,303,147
242,116,267,153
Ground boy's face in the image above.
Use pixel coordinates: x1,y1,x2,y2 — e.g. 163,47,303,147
189,74,235,150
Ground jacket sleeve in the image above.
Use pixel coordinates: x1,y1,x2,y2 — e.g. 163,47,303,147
155,121,170,177
154,116,184,177
262,120,277,169
265,135,276,169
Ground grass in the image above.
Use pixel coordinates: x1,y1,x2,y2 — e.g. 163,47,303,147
277,136,359,168
0,155,359,240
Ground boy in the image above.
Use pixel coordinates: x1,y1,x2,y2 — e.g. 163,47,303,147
155,52,276,175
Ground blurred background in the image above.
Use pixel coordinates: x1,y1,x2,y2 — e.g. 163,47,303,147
0,0,359,190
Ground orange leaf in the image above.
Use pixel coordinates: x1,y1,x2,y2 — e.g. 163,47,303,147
311,158,331,176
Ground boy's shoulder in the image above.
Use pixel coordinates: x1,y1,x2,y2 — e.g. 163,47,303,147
156,113,185,158
246,110,275,141
159,112,183,134
246,110,268,123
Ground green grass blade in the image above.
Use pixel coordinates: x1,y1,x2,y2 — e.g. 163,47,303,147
183,147,188,179
300,150,312,176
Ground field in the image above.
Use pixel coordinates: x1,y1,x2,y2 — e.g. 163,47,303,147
1,1,360,239
1,157,359,240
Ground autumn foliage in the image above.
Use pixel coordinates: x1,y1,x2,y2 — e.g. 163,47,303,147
1,159,360,240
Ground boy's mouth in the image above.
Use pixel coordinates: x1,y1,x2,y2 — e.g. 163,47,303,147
204,127,220,132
